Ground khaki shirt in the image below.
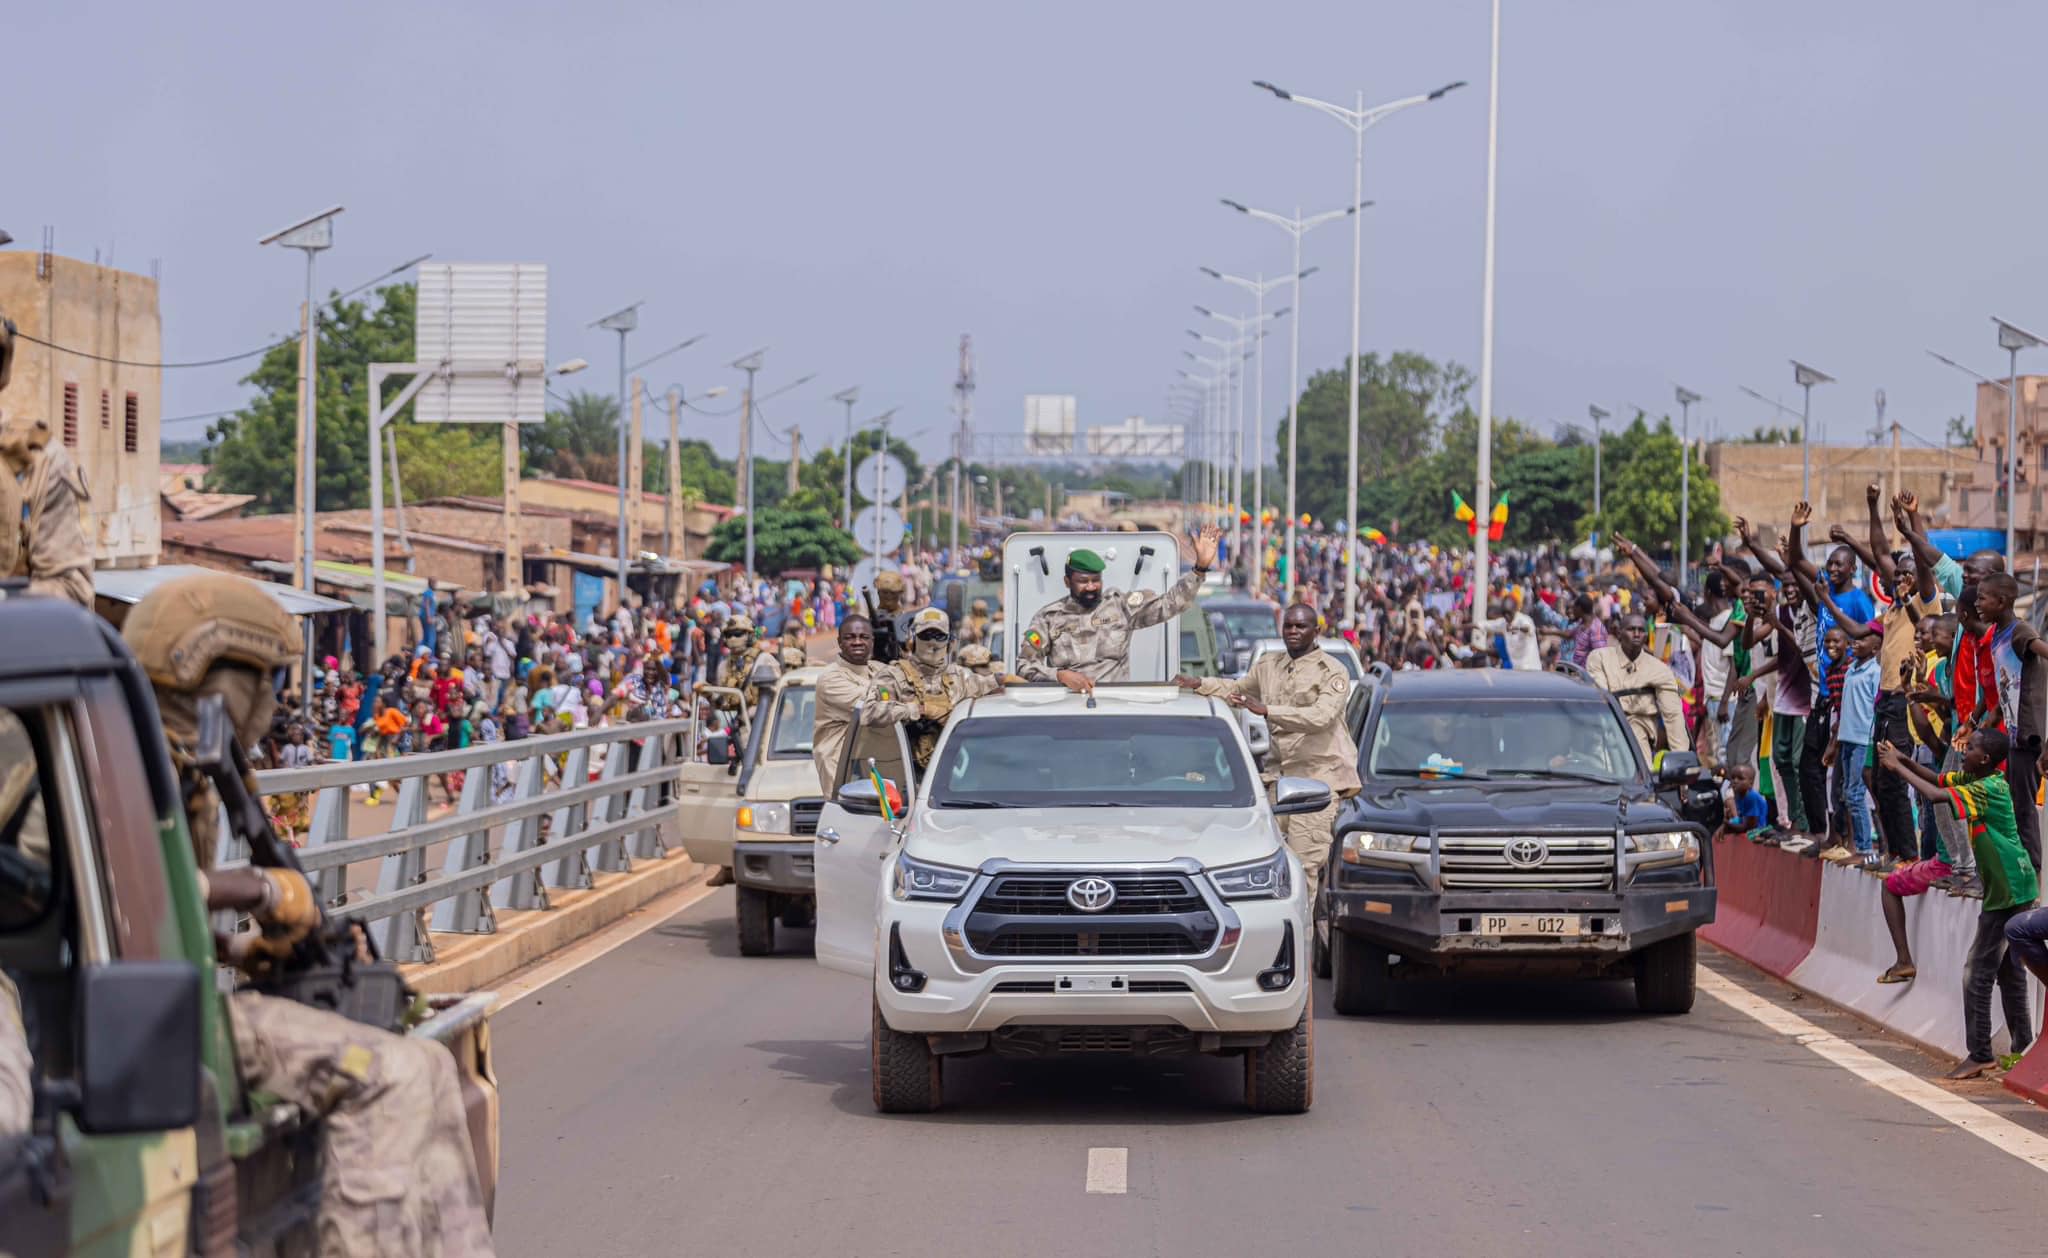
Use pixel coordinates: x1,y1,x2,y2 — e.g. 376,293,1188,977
813,658,921,795
1195,648,1362,794
1018,569,1203,683
8,442,92,607
1585,644,1689,759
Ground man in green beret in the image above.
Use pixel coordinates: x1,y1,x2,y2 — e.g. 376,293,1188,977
1019,526,1220,693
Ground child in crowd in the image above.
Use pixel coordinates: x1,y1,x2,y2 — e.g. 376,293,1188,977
1822,625,1882,864
1715,763,1771,842
1876,732,2037,1078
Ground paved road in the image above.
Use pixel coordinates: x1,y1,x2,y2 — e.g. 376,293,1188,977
491,889,2047,1256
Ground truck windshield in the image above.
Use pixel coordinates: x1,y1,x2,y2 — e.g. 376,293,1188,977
1367,699,1639,784
1211,606,1278,641
929,715,1254,808
767,687,815,759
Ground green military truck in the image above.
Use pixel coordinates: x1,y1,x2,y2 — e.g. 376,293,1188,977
0,596,498,1256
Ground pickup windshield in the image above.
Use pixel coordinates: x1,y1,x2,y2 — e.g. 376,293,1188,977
1367,698,1640,784
767,686,815,759
1211,606,1279,642
930,714,1254,808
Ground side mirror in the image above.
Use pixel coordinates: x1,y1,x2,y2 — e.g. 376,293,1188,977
1271,776,1334,817
1656,750,1702,786
76,961,202,1134
704,733,730,766
836,778,904,818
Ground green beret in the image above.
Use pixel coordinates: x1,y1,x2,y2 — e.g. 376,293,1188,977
1065,548,1105,574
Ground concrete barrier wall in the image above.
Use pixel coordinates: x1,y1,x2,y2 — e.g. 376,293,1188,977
1703,836,2045,1098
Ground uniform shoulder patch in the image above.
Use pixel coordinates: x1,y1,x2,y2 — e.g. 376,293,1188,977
1125,590,1146,609
1023,628,1045,650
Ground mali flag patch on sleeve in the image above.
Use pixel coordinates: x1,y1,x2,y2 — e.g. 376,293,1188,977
1024,629,1045,651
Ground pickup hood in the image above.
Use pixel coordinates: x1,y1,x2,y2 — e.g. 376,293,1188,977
908,805,1278,870
1340,781,1686,835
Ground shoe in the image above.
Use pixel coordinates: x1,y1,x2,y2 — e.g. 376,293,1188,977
1955,875,1986,900
1818,845,1854,863
364,792,381,807
1782,836,1819,857
1944,1058,1996,1081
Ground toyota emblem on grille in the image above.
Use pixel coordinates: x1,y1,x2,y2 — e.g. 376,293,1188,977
1066,877,1117,912
1503,837,1548,869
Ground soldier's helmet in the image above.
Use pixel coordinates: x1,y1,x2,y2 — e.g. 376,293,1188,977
779,646,807,669
723,614,755,637
957,643,992,670
873,570,905,594
971,598,989,614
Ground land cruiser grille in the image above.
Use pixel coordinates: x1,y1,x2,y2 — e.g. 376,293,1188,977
790,798,824,836
1438,834,1615,891
963,871,1220,958
977,874,1204,916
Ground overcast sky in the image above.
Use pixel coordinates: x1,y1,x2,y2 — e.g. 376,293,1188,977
13,1,2047,470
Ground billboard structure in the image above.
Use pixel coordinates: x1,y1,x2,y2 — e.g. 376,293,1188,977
1086,416,1185,458
414,262,549,424
1023,394,1077,455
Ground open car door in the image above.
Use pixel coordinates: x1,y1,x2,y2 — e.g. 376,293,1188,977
1000,531,1183,681
812,708,917,979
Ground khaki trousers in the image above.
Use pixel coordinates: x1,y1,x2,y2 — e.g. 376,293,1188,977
1277,793,1342,885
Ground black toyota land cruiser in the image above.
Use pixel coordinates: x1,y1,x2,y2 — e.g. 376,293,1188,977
1315,665,1719,1016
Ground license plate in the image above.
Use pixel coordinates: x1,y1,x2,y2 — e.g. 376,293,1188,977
1055,974,1129,993
1479,914,1580,937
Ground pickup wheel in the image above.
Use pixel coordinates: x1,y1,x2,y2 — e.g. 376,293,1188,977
1244,1003,1314,1114
871,997,942,1113
1312,921,1332,980
1633,930,1698,1014
735,885,776,956
1330,930,1393,1016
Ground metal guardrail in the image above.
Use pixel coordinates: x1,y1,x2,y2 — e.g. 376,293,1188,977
225,718,692,964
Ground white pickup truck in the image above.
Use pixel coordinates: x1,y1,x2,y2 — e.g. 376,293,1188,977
811,685,1325,1113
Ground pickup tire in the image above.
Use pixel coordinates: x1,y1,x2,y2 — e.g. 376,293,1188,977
1244,1003,1314,1114
1312,925,1332,980
871,997,942,1113
1330,931,1393,1016
1633,930,1698,1014
736,885,776,956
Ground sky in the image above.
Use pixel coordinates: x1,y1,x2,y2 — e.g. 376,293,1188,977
13,0,2048,472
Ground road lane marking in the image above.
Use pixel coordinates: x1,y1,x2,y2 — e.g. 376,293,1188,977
1698,967,2048,1176
1085,1147,1128,1194
492,876,720,1011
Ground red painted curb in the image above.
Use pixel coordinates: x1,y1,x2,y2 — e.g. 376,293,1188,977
1699,834,1821,979
2006,1039,2048,1107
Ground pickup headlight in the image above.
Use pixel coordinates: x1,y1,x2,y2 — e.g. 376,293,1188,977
737,803,790,834
892,852,974,902
1628,830,1700,863
1340,831,1426,863
1209,850,1292,900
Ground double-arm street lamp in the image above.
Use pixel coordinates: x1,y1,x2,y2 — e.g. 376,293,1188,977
1198,284,1301,597
1253,77,1464,625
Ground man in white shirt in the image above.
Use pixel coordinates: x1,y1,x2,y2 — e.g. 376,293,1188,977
1480,596,1543,671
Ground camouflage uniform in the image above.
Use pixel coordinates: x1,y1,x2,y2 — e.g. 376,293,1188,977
1194,647,1360,884
869,570,915,664
812,657,921,795
956,643,994,677
124,573,494,1258
894,613,1002,769
1017,569,1202,683
0,415,94,608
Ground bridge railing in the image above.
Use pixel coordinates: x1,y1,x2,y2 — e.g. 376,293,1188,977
223,718,692,964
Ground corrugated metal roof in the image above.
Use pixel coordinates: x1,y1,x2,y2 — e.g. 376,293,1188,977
93,565,353,616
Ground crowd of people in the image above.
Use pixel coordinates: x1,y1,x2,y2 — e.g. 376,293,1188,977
1266,487,2043,1080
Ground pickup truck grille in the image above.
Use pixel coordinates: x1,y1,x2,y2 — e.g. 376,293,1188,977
790,798,824,836
963,871,1220,958
977,874,1204,916
1438,834,1615,891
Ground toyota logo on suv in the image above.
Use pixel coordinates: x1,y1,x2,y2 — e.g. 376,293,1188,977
1503,837,1548,869
1066,877,1117,912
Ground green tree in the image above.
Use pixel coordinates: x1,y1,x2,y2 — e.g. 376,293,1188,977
1497,443,1593,545
206,282,502,509
703,507,860,574
1284,352,1473,526
1583,417,1726,564
1946,414,1974,447
524,391,621,483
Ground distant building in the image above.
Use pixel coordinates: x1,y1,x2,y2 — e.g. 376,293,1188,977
1024,394,1077,455
1948,374,2048,551
0,250,162,567
1086,416,1184,459
1705,440,1975,549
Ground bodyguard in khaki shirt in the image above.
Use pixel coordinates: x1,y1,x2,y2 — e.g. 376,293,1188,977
1177,603,1361,883
813,615,921,795
1584,613,1689,761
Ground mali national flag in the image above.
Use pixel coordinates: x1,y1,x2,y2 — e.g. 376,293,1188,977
1361,525,1387,545
1488,492,1510,542
1451,490,1477,536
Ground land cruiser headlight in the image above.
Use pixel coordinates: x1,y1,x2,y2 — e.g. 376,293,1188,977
1340,831,1425,863
1628,830,1699,862
1209,850,1292,900
892,852,974,902
737,803,790,834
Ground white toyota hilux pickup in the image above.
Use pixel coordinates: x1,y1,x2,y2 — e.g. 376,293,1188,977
811,683,1328,1114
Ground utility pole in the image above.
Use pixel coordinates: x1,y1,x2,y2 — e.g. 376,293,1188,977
626,378,645,569
787,427,801,496
834,386,859,526
1588,404,1608,532
950,335,975,564
733,350,765,583
502,418,522,594
665,387,684,559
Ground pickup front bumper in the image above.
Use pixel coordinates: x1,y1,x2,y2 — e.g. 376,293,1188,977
733,840,815,895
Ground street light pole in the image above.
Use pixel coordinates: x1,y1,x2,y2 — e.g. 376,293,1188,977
1254,76,1465,626
834,386,860,527
591,302,643,603
1674,387,1702,589
732,349,765,584
1995,317,2046,560
1587,404,1608,530
1791,360,1834,501
1471,4,1499,624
